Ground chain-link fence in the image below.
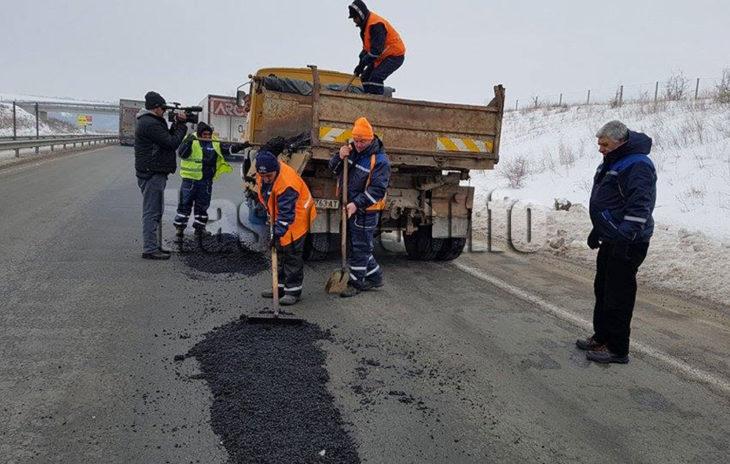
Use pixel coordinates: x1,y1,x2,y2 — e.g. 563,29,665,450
509,70,730,111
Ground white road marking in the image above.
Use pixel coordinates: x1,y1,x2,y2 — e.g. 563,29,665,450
454,261,730,395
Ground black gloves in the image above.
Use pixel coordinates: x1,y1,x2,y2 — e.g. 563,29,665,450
230,142,251,154
354,63,365,77
269,233,281,250
587,229,600,249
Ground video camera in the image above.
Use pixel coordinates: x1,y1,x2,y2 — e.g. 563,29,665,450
163,102,203,125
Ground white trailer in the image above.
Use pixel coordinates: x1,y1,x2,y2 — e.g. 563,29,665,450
118,99,145,146
197,95,248,142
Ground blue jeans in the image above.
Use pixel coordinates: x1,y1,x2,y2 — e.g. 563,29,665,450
137,173,167,253
174,178,213,231
348,211,383,289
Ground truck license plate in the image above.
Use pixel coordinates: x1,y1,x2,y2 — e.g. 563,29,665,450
315,198,340,209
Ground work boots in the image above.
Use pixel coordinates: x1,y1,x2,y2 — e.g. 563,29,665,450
142,250,170,260
175,225,185,243
576,336,604,351
279,295,300,306
261,288,282,299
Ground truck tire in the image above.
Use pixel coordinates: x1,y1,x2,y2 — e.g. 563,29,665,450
303,233,331,261
403,226,445,261
436,237,467,261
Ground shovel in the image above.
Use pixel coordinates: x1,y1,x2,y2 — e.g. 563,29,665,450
340,74,358,93
248,191,303,325
326,157,350,293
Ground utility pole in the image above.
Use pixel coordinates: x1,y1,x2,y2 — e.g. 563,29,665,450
13,101,19,158
586,89,591,105
695,78,700,99
654,81,659,103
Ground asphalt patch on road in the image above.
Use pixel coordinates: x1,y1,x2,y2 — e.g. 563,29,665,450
187,319,360,463
176,233,268,276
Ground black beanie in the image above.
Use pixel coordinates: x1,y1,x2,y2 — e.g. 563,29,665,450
144,91,166,110
196,121,213,136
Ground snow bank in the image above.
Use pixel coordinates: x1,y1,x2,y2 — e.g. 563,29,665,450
471,99,730,306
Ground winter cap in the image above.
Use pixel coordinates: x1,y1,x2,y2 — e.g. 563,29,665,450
144,91,166,110
196,121,213,136
348,0,368,21
351,117,374,140
256,150,280,174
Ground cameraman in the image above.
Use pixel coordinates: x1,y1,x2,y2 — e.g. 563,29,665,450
134,91,188,260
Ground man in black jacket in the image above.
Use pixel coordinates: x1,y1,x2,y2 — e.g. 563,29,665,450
577,120,657,364
134,91,188,260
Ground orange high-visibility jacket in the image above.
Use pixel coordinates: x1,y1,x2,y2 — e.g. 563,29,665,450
256,162,317,246
363,12,406,67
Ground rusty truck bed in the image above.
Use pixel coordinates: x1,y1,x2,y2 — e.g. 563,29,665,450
246,67,504,171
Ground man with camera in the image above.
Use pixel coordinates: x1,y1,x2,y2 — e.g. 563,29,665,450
134,91,188,260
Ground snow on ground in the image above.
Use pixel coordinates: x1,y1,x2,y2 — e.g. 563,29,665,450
471,99,730,306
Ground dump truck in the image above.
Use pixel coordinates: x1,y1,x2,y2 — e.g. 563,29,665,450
239,66,504,261
118,99,145,146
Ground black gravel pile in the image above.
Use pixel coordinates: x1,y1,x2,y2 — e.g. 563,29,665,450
187,319,360,464
177,233,268,275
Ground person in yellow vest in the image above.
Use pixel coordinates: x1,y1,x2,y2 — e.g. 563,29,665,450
256,151,317,306
348,0,406,95
329,117,391,297
173,122,243,239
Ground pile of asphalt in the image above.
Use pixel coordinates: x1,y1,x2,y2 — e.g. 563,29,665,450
177,233,268,275
187,319,360,463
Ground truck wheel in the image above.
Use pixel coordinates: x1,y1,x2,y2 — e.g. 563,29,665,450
436,237,467,261
303,233,331,261
404,226,445,260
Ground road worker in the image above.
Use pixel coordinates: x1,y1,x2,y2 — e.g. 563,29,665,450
329,117,391,297
173,121,245,239
348,0,406,95
256,151,317,305
578,120,657,364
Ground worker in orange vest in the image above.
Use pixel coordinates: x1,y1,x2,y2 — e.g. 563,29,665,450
348,0,406,95
256,151,317,305
329,117,391,297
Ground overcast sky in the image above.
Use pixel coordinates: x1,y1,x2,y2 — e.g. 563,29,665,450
1,0,728,106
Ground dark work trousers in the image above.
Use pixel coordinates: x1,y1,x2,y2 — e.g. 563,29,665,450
277,235,305,297
174,178,213,232
348,211,384,289
592,241,649,356
137,173,167,253
361,55,405,95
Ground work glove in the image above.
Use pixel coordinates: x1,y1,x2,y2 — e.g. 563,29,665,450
587,229,600,249
231,142,251,154
354,63,365,77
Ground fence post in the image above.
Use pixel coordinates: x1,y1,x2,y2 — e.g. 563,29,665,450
13,101,19,157
515,99,519,111
586,89,591,105
695,78,700,99
619,85,624,107
654,81,659,103
559,93,563,106
534,97,538,108
34,103,40,154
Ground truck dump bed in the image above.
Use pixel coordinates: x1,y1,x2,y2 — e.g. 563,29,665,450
246,67,504,171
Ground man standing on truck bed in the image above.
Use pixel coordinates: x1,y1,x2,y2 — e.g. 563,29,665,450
134,91,188,260
330,117,391,297
348,0,406,95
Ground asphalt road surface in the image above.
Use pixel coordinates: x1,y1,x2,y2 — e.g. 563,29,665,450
1,146,728,463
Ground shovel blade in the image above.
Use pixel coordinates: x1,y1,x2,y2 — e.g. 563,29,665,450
325,270,349,294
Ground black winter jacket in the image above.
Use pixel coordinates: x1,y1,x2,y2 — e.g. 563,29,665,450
589,131,657,243
134,109,187,176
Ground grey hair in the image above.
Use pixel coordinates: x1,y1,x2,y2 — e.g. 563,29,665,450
596,120,629,141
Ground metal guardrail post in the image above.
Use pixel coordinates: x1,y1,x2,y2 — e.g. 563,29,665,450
13,101,19,157
34,103,40,154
